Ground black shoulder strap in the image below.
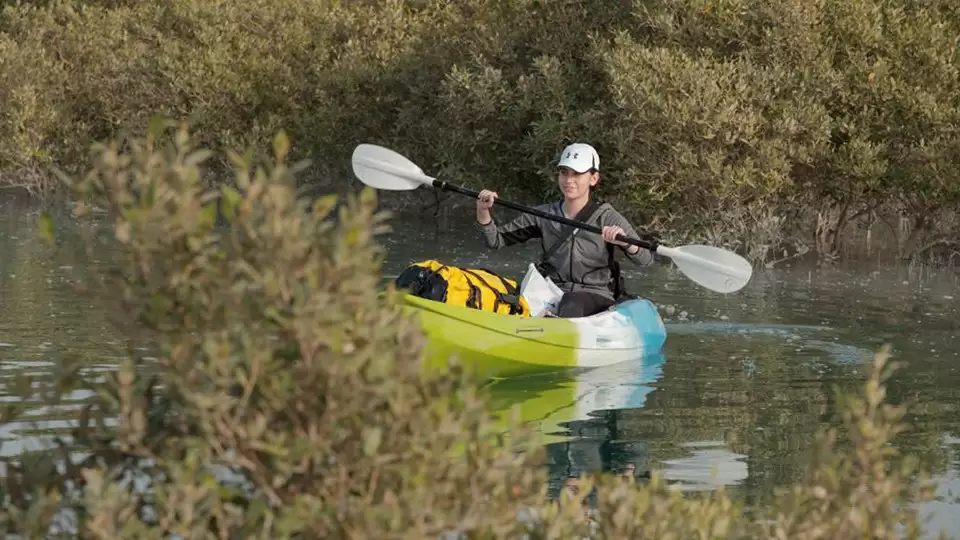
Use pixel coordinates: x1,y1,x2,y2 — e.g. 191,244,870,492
606,242,630,302
536,199,602,276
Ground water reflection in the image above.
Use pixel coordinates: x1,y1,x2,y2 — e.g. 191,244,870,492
485,353,666,498
486,351,751,497
486,352,666,446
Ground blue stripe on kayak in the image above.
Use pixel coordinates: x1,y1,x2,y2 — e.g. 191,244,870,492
612,298,668,352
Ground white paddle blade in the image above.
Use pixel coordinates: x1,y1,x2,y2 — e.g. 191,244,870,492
656,245,753,294
351,143,435,191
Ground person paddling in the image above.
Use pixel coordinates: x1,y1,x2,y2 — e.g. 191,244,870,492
475,143,655,318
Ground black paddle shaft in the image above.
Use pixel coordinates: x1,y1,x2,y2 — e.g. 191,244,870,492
431,179,659,252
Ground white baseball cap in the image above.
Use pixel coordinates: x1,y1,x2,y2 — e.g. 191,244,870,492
557,143,600,173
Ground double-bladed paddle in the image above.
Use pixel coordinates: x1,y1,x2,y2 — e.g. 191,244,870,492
350,143,753,294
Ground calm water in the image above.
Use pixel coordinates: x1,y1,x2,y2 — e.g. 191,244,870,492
2,192,959,535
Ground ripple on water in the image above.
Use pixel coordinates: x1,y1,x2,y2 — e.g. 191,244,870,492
660,441,749,492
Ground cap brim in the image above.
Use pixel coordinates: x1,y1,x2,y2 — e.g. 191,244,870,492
557,160,593,173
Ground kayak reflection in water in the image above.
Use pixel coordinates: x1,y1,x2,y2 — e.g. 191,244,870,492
474,142,656,318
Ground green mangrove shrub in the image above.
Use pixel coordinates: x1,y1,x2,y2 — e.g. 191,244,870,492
1,0,959,259
3,122,547,538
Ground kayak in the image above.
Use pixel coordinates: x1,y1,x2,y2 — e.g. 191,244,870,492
403,293,667,379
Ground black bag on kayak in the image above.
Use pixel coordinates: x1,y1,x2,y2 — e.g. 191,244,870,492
394,259,530,316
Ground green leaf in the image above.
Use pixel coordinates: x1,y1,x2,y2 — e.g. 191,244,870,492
186,149,214,167
37,211,54,244
148,115,172,140
312,194,338,219
221,185,243,221
200,203,218,228
273,130,290,162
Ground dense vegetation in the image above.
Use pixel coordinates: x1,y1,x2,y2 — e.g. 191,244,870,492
0,123,946,538
1,0,959,261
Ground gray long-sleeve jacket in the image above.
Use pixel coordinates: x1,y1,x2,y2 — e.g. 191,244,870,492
476,201,654,301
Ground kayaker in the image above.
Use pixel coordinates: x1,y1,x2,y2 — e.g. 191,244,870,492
475,142,655,318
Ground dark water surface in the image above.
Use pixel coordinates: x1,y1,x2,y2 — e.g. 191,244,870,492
2,193,958,535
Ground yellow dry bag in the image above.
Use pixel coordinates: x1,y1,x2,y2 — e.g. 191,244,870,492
394,259,530,316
